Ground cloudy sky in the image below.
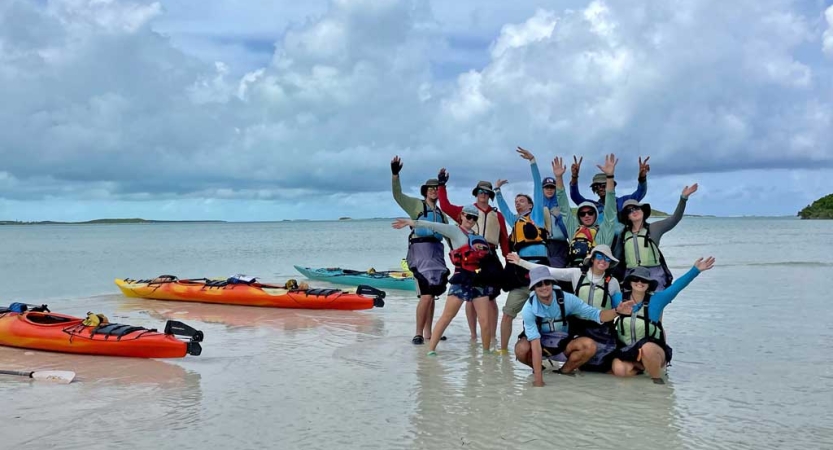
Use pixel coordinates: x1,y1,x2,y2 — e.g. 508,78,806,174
1,0,832,221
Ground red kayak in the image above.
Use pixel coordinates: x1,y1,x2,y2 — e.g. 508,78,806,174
0,304,203,358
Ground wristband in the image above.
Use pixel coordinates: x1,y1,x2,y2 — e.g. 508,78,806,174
606,175,614,179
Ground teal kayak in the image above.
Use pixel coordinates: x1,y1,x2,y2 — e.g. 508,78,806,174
293,266,416,291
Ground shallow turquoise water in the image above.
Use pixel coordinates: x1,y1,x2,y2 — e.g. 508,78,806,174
1,218,831,449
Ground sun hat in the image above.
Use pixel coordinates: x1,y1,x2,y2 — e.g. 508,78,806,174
590,173,617,189
618,199,652,224
471,181,495,199
623,266,658,292
420,179,440,197
542,177,557,188
588,244,619,267
528,266,557,290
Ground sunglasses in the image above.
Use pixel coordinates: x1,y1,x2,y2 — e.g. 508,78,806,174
533,280,554,288
630,277,650,285
425,186,438,191
543,185,556,189
625,206,641,214
464,214,478,221
578,210,596,217
476,189,492,195
593,253,612,262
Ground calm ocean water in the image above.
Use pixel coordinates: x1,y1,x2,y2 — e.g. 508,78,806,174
1,218,832,449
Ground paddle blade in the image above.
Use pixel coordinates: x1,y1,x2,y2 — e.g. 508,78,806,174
31,370,75,384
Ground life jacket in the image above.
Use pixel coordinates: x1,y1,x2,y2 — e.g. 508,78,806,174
472,206,501,248
569,225,598,266
510,213,548,252
614,292,666,346
528,288,567,333
448,229,490,272
620,224,673,287
410,201,447,243
575,269,612,310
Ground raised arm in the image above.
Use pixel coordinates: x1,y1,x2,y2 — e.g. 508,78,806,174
494,181,515,225
616,156,650,207
651,256,714,312
595,154,618,246
436,168,463,219
506,253,578,282
650,184,697,244
552,157,577,236
569,156,591,205
390,156,425,217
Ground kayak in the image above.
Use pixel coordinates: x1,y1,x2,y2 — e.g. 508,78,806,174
294,265,416,291
115,276,386,310
0,305,202,358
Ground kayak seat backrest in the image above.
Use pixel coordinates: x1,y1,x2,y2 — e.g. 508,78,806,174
91,324,150,338
305,289,341,297
203,280,229,288
26,314,76,325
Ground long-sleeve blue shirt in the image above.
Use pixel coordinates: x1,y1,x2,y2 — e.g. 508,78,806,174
610,266,701,321
521,290,602,341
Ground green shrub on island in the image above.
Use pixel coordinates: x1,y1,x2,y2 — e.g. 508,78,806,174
798,193,833,219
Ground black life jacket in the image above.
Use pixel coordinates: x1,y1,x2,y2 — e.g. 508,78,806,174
569,225,598,267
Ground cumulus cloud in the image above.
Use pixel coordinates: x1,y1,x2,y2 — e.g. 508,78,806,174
824,5,833,56
0,0,831,220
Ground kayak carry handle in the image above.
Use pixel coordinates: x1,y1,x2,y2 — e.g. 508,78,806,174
187,341,202,356
357,285,386,308
164,320,204,343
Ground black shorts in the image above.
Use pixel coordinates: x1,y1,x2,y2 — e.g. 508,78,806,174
412,268,449,297
613,337,673,364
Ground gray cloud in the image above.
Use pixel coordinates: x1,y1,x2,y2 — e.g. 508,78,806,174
0,0,831,219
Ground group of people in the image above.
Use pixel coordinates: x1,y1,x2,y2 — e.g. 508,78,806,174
390,148,715,385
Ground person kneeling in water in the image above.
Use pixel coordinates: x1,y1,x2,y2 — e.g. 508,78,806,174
508,245,621,373
518,266,634,387
609,257,715,384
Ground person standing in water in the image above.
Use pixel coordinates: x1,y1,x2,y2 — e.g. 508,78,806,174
392,205,499,355
437,171,509,345
552,154,618,268
390,156,451,345
612,183,699,289
493,147,550,355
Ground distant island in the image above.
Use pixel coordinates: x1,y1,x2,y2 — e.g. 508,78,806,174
798,193,833,219
0,218,226,225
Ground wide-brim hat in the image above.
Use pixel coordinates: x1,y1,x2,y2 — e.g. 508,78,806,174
590,173,617,189
618,199,651,224
623,266,658,292
471,181,495,199
588,244,619,267
528,266,557,290
420,179,440,197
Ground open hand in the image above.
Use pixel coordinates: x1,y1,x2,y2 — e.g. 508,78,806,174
391,156,403,176
552,157,566,178
596,153,618,176
694,256,715,272
638,156,650,178
506,253,521,265
495,179,508,189
438,168,449,186
682,183,698,198
615,300,636,315
392,218,414,229
516,146,535,161
571,156,583,178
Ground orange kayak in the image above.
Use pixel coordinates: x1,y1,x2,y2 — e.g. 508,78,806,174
115,276,386,310
0,306,203,358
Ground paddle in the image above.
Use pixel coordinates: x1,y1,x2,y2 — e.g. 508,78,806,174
0,369,76,384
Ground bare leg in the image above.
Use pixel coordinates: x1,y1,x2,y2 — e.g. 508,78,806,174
514,338,532,367
465,302,477,341
500,314,514,352
427,296,464,352
612,358,643,377
488,300,498,349
640,342,667,380
415,294,434,338
559,337,597,374
471,296,492,351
